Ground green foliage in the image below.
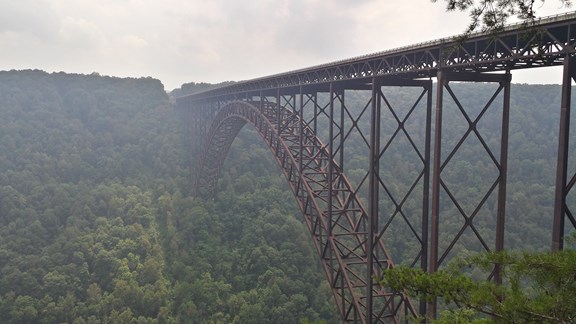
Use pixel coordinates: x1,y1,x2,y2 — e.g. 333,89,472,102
169,80,236,98
0,70,336,323
381,248,576,322
162,132,340,322
432,0,572,34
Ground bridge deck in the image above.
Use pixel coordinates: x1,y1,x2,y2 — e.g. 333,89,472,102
178,11,576,102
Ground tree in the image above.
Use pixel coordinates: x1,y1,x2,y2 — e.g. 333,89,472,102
380,248,576,322
432,0,572,34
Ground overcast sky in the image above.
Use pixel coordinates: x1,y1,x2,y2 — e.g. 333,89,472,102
0,0,573,90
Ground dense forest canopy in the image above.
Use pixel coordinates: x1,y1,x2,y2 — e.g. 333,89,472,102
0,69,573,322
0,70,336,323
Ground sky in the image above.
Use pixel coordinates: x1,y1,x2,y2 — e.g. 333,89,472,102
0,0,573,91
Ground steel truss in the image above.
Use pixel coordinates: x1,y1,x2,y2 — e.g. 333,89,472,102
176,66,576,321
429,71,511,315
182,77,433,322
175,11,576,324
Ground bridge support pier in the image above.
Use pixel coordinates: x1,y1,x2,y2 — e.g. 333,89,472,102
285,79,432,322
179,98,223,197
429,71,511,318
365,78,433,322
553,55,576,251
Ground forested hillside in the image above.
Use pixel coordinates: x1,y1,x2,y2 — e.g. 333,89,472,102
0,70,570,323
0,70,336,323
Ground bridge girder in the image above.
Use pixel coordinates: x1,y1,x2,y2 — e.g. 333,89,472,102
178,13,576,101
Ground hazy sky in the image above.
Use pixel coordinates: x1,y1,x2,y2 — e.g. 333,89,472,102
1,0,573,90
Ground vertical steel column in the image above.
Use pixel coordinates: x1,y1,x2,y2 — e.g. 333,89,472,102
215,97,221,128
277,88,281,136
328,82,346,318
260,91,266,149
429,71,445,318
328,83,334,221
277,90,284,155
553,55,576,251
299,87,304,176
185,99,197,175
429,70,511,317
289,94,296,124
328,83,335,305
192,99,210,196
339,90,345,171
495,73,511,283
313,93,318,135
420,81,433,317
367,78,381,323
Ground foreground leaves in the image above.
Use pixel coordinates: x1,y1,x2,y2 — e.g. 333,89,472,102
381,248,576,323
432,0,572,34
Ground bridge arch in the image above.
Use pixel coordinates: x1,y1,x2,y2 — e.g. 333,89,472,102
194,100,415,322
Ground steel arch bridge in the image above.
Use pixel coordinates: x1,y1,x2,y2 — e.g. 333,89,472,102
177,13,576,323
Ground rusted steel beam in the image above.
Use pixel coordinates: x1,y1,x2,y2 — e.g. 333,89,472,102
553,55,576,251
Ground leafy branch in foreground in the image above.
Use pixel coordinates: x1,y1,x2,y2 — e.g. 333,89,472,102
381,249,576,323
432,0,572,34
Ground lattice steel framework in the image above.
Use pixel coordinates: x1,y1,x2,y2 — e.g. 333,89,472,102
186,77,433,322
428,71,511,316
176,12,576,323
